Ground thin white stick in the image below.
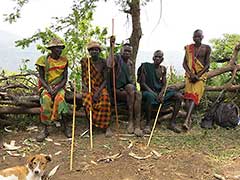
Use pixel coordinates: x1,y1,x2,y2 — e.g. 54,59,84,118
70,80,76,171
147,82,168,147
87,55,93,149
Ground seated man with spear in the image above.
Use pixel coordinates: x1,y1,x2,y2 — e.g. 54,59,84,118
81,41,112,137
107,36,143,137
35,37,71,142
137,50,183,134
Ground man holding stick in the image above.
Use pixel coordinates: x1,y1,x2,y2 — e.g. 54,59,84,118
107,36,143,137
81,41,112,137
138,50,182,134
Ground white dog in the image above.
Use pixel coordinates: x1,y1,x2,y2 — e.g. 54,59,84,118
0,154,51,180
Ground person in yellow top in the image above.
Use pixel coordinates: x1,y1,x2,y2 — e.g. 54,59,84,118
182,29,211,131
35,37,71,142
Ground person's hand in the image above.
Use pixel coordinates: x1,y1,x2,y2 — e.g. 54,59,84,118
93,91,100,102
46,86,53,96
110,35,115,46
52,88,58,98
52,85,61,98
190,73,199,83
157,92,164,103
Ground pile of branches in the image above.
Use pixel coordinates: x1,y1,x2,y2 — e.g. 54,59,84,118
0,72,82,115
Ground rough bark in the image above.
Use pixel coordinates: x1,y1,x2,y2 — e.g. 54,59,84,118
0,107,40,114
127,0,142,81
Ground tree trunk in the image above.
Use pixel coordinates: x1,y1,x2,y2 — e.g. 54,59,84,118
128,0,142,81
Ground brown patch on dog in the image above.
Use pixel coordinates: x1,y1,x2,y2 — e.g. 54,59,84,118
27,154,52,175
0,154,52,179
0,166,28,179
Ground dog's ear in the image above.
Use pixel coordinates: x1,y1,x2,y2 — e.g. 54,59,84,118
27,155,36,164
45,155,52,162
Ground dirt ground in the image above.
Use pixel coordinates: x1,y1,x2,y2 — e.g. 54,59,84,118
1,120,240,180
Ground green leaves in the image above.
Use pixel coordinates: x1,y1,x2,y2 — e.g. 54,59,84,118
209,33,240,85
3,0,29,23
12,0,109,84
210,33,240,63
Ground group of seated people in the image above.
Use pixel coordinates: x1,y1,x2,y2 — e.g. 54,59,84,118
35,29,211,142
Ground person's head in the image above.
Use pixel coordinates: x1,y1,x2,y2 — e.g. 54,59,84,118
87,41,101,60
153,50,164,66
47,38,65,59
193,29,203,45
121,43,133,60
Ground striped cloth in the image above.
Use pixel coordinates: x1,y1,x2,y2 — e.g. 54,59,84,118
36,55,68,124
40,89,68,124
184,44,207,105
81,58,111,129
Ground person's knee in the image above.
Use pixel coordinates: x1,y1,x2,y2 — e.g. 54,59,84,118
173,92,183,100
175,93,183,105
135,91,142,101
125,84,135,92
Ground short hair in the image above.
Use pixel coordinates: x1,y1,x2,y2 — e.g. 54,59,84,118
120,43,132,54
194,29,203,35
154,50,163,55
123,43,132,47
121,43,132,51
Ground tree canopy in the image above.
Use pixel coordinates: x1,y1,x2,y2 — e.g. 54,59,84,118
210,33,240,63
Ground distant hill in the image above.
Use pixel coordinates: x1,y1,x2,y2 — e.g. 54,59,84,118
0,30,40,72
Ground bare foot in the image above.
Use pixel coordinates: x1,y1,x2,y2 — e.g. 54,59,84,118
105,127,113,137
168,124,181,133
127,121,134,134
182,118,192,131
182,123,189,131
134,128,143,137
143,125,151,134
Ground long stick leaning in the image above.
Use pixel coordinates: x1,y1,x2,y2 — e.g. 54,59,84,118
87,55,93,149
111,18,119,129
147,81,168,147
70,79,76,171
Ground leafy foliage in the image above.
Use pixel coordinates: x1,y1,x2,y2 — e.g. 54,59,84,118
13,0,109,89
208,33,240,86
210,33,240,62
167,65,184,85
3,0,29,23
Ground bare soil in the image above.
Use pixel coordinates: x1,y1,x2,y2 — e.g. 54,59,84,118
0,120,240,180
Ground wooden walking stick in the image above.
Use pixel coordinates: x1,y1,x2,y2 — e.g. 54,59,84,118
87,54,93,149
111,18,119,129
70,79,77,171
147,81,168,147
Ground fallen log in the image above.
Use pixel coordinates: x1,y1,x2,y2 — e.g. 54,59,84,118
169,64,240,90
206,84,240,91
0,100,39,107
0,107,40,114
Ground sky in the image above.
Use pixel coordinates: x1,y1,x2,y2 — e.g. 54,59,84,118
0,0,240,72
